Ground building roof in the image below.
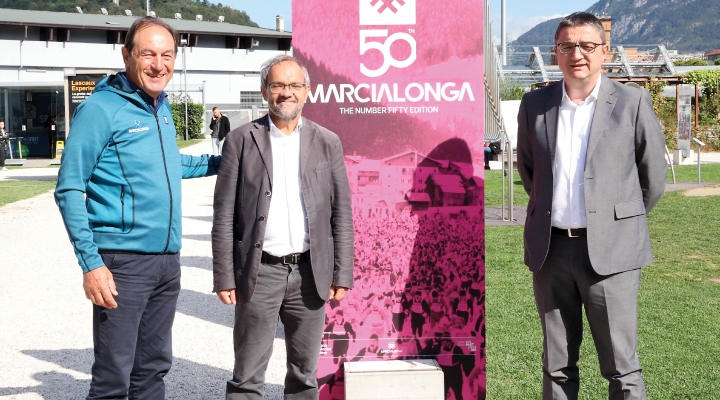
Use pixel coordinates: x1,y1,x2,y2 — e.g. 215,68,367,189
706,49,720,56
429,174,466,194
406,192,431,202
0,8,291,38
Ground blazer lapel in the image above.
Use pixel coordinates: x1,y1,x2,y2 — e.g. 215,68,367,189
250,115,273,187
585,77,617,167
299,119,316,179
544,82,563,170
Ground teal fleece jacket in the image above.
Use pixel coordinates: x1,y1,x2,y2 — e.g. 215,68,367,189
55,74,220,273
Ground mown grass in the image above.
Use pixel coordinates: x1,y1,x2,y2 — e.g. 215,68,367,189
176,138,204,150
0,180,56,207
486,165,720,399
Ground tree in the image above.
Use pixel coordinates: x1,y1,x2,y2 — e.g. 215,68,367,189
674,58,708,66
714,58,720,65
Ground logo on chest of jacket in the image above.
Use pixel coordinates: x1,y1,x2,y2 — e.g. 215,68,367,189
129,119,150,133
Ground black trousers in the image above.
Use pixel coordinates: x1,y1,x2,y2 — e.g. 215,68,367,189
0,143,6,167
87,253,181,400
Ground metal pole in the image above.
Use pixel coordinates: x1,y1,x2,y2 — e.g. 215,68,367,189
501,134,506,221
146,0,150,16
665,145,676,184
506,134,513,221
697,143,701,184
695,83,699,129
501,0,507,66
183,45,188,140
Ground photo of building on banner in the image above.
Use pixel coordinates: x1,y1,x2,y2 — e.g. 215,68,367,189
294,1,486,399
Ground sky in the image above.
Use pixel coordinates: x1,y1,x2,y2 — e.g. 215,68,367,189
487,0,598,42
222,0,598,42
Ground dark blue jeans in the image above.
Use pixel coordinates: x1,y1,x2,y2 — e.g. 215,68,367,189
87,253,181,400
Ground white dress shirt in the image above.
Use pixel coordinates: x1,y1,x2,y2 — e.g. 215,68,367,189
263,116,310,256
551,76,602,229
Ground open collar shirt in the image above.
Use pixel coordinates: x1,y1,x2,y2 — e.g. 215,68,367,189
551,75,602,229
263,115,310,256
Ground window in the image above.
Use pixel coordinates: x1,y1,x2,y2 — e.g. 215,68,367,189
240,91,264,107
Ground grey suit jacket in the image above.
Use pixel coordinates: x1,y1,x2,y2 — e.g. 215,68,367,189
517,76,668,274
211,116,354,303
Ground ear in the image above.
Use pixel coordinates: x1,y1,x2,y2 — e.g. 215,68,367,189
261,86,269,101
121,46,131,64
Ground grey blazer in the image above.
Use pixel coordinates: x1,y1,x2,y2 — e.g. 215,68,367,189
517,76,668,274
212,116,354,303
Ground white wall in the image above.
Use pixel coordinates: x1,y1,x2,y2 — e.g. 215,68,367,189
0,38,291,106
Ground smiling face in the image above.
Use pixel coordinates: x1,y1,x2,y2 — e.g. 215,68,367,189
122,25,175,99
261,61,310,122
554,25,608,88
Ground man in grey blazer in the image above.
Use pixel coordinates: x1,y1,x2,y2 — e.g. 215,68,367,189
212,55,354,399
517,12,667,400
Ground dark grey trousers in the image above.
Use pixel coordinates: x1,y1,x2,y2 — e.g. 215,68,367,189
88,253,181,400
227,260,326,400
533,234,647,400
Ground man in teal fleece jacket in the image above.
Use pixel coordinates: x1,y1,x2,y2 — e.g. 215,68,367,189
55,17,220,399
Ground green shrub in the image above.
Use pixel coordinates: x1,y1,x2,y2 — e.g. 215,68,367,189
169,94,205,140
674,58,707,66
714,58,720,66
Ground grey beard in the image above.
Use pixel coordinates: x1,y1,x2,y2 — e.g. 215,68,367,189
269,102,303,121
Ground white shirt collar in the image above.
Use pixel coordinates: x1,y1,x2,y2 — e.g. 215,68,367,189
268,115,303,138
561,74,603,104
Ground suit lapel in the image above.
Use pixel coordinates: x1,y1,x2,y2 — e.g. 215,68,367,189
544,82,563,169
250,115,273,187
585,77,617,167
299,119,316,179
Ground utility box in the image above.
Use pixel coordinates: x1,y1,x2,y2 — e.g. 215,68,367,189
344,359,444,400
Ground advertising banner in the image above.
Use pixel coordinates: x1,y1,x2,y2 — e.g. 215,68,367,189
294,1,486,399
68,74,105,121
677,84,693,156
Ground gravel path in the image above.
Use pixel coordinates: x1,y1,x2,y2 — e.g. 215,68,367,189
0,139,287,399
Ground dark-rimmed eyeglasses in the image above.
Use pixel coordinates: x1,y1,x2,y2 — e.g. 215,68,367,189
556,42,604,54
267,83,307,94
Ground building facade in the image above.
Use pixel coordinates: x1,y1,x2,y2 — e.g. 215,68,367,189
0,8,291,157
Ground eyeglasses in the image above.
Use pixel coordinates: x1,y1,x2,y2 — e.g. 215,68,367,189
267,83,307,94
556,42,604,54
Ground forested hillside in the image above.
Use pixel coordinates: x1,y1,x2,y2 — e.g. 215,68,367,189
0,0,257,27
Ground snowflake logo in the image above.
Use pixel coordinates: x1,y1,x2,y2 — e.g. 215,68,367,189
388,342,396,349
370,0,406,14
134,120,141,128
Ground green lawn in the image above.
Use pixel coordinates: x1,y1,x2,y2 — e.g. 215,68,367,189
176,138,204,150
486,166,720,399
0,180,57,207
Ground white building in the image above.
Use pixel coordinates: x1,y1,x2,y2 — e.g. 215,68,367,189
0,8,291,157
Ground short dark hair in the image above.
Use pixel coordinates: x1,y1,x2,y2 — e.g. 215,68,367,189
554,12,606,45
124,16,178,55
212,107,220,112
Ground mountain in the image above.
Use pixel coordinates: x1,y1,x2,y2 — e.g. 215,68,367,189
0,0,258,27
513,0,720,53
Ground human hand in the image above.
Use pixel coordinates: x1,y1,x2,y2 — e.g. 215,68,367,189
329,286,348,301
83,266,118,308
216,289,236,305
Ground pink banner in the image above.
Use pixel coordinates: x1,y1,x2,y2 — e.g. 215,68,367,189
294,1,485,399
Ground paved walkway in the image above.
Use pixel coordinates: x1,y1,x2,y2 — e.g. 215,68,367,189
0,139,288,399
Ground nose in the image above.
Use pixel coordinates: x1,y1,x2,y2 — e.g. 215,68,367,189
149,54,164,70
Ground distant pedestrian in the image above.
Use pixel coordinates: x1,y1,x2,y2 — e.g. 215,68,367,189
209,107,230,156
0,119,8,171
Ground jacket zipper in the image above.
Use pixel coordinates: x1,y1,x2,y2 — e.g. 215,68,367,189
120,186,125,231
154,113,173,253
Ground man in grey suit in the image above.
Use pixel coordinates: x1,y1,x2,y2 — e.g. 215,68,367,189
517,12,667,400
212,55,354,399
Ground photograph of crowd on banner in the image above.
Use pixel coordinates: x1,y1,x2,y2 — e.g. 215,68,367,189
294,1,486,399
